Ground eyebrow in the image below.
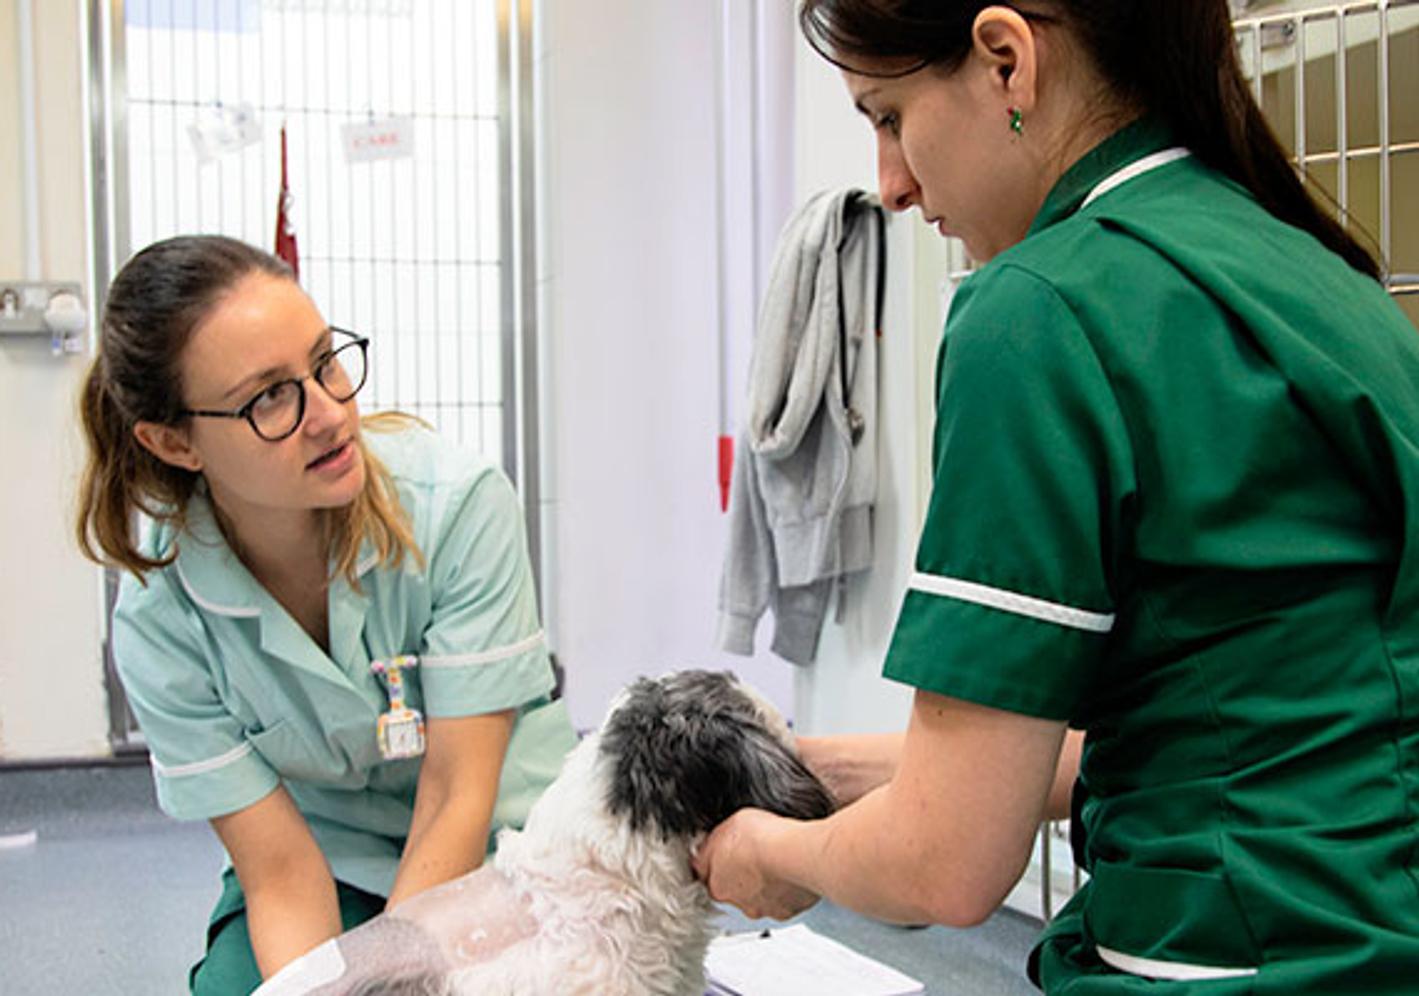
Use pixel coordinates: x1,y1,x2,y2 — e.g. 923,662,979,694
219,327,333,403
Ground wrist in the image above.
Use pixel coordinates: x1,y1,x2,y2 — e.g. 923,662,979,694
760,812,819,894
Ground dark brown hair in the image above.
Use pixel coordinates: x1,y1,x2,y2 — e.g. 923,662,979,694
799,0,1381,280
76,234,422,583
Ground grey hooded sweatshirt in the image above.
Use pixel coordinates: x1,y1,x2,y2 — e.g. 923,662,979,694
717,189,884,665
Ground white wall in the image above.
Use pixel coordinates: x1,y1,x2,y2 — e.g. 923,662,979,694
0,0,109,760
788,29,948,735
538,0,796,730
538,0,948,735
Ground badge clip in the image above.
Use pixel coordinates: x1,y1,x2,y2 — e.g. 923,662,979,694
371,654,425,760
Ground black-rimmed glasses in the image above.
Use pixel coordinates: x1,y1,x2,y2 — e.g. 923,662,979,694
182,327,370,442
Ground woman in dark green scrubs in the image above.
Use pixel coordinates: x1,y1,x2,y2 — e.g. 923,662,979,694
694,3,1419,993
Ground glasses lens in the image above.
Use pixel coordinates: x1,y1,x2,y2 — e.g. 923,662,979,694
250,381,304,440
320,340,368,402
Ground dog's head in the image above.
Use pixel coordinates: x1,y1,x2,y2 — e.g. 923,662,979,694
598,670,835,840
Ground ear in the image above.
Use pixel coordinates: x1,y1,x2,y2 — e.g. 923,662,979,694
725,723,838,825
133,420,203,473
971,5,1039,113
601,675,836,839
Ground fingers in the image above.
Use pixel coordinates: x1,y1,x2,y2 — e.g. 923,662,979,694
694,810,822,921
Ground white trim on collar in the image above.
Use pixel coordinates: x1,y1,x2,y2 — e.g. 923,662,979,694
175,560,260,619
1097,945,1259,981
909,572,1115,633
422,630,546,668
1081,147,1192,210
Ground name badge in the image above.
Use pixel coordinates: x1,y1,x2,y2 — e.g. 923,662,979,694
371,655,426,760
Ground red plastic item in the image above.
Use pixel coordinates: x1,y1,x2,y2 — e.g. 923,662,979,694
718,434,734,512
275,124,300,281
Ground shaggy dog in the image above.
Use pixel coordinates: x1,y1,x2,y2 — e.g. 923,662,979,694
257,670,835,996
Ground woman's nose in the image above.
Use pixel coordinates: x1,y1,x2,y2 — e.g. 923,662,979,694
302,378,349,436
877,142,918,213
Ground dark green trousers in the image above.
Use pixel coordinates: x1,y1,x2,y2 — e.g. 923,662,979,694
189,868,385,995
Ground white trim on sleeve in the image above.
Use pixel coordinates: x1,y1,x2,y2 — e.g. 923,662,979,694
421,630,546,668
909,572,1115,633
150,741,255,778
1097,945,1259,981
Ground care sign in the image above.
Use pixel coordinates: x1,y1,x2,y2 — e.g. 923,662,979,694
341,116,415,163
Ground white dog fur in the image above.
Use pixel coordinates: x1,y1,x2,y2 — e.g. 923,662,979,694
257,669,835,996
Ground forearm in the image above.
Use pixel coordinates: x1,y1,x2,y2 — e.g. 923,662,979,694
796,732,904,805
762,779,1018,927
387,791,491,908
243,864,341,979
714,695,1065,928
388,710,513,908
1045,728,1084,820
212,788,343,980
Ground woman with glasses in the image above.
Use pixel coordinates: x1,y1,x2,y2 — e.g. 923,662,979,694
695,2,1419,993
76,234,576,994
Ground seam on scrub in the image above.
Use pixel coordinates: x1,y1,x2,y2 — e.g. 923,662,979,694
422,630,546,668
1095,945,1258,981
1376,623,1419,904
908,572,1114,633
991,261,1141,611
1184,638,1260,962
151,741,254,778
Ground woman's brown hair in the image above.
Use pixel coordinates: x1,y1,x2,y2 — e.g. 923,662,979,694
76,234,423,585
798,0,1382,281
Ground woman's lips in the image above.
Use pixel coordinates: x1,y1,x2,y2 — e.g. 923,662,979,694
307,440,354,473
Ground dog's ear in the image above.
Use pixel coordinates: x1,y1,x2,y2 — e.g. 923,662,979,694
601,672,835,839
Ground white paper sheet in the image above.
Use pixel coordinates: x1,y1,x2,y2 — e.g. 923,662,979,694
705,923,924,996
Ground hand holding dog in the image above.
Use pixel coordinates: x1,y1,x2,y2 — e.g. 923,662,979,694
693,807,820,920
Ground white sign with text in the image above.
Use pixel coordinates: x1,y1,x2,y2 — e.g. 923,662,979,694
342,116,415,163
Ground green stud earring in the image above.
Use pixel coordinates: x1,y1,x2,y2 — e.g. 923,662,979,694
1008,106,1024,136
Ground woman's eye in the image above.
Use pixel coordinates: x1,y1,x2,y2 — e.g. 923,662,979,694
878,113,900,136
251,381,296,413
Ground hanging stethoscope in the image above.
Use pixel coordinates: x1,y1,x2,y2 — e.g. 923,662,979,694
837,192,887,448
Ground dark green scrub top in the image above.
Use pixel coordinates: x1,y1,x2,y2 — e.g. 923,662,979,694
884,119,1419,993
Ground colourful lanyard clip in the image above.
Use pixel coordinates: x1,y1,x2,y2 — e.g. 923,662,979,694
370,654,425,760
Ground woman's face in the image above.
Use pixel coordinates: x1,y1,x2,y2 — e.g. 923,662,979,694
176,272,366,521
844,55,1039,261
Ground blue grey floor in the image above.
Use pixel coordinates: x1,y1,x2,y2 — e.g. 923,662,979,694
0,764,1042,995
1,763,225,996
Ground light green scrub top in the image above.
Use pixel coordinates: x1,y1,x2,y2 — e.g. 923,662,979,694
113,426,577,897
884,119,1419,993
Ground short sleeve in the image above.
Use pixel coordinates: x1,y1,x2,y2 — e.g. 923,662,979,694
417,468,555,717
883,264,1135,721
112,574,279,819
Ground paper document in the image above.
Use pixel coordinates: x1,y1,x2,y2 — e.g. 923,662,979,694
705,923,924,996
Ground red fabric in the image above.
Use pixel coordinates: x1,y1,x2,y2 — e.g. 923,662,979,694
275,123,300,280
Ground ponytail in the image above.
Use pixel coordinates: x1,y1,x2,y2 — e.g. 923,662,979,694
1077,0,1381,280
75,355,196,579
